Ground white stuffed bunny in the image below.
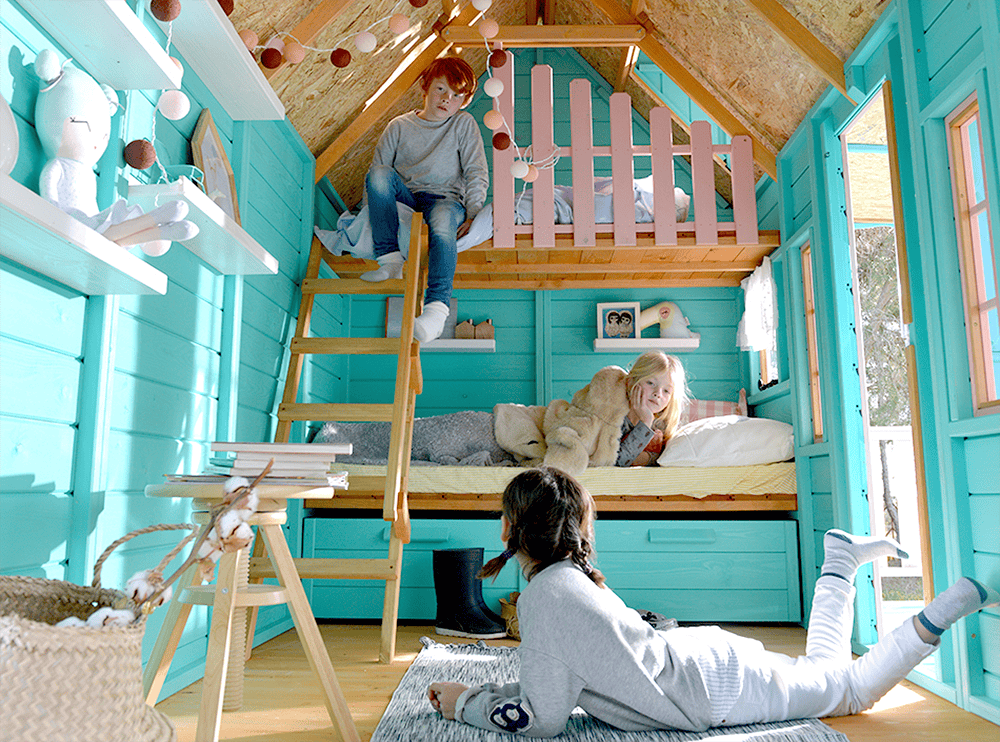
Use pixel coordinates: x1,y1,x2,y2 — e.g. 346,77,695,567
33,49,198,256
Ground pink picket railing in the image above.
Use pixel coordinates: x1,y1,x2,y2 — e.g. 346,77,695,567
489,53,759,249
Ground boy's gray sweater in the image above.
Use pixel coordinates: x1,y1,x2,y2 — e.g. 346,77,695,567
455,559,757,737
372,110,489,219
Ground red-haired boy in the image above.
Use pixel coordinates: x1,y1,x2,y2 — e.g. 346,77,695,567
362,56,489,343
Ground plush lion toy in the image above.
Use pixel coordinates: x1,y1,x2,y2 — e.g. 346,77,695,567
541,366,631,476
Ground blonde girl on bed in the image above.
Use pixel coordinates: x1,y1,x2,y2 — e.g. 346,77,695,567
427,467,1000,738
616,351,688,467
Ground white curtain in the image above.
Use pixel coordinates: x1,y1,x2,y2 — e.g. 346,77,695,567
737,255,777,352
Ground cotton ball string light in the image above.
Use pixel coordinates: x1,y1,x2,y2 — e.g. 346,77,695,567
150,0,181,23
157,89,190,120
408,0,428,6
355,31,377,53
483,77,504,98
261,47,282,68
169,56,184,78
511,160,529,179
284,40,306,64
388,13,410,34
478,18,499,39
141,240,172,257
216,0,234,15
330,48,352,67
472,0,493,10
483,109,504,130
492,132,511,150
523,164,540,183
239,29,258,51
489,49,507,68
265,35,285,53
124,139,157,170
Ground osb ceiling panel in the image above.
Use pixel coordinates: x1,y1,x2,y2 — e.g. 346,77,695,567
228,0,886,210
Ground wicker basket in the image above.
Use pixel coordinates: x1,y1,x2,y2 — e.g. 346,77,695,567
0,525,197,742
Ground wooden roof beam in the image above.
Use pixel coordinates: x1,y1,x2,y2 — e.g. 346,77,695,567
740,0,852,102
313,3,481,182
616,0,644,91
442,25,645,47
263,0,354,80
590,0,776,180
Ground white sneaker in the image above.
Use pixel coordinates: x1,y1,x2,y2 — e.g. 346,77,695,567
361,251,404,281
413,301,450,343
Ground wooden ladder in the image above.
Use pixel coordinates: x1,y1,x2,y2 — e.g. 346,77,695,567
250,212,426,664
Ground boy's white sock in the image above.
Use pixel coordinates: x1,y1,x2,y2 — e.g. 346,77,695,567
918,577,1000,639
413,301,450,343
822,529,908,584
361,251,404,282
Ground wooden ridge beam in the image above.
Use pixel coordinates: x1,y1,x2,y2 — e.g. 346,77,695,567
313,3,481,182
263,0,354,79
442,24,645,47
455,260,761,274
452,277,743,289
741,0,851,101
589,0,777,180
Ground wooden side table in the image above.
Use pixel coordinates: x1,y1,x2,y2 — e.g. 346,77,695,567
142,481,359,742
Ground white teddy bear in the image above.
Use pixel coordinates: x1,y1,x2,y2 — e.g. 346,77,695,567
33,49,198,256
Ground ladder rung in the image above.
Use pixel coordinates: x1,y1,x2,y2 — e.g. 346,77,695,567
291,337,408,355
278,402,395,422
249,557,398,581
302,278,407,295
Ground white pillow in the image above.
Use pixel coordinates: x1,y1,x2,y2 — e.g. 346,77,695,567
657,415,794,467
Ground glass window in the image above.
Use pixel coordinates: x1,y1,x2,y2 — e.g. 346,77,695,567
947,95,999,413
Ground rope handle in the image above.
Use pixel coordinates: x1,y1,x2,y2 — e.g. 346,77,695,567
91,523,199,589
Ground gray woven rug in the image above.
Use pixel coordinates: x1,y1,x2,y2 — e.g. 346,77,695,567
371,638,849,741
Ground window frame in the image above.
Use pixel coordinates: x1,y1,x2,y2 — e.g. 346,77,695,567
801,243,824,441
945,93,999,415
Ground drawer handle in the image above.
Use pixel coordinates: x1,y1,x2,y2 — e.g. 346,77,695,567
648,528,717,544
382,526,451,543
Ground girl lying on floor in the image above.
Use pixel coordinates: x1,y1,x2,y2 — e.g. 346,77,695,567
427,467,1000,737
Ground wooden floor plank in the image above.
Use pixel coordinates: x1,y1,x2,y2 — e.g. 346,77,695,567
155,623,998,741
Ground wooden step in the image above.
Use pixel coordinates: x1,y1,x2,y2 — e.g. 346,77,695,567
249,557,398,581
302,278,406,295
291,337,410,355
277,402,395,422
179,584,287,607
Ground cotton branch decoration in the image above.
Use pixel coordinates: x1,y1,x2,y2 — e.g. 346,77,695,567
55,461,271,629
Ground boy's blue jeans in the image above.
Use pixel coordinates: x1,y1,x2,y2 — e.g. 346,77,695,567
366,165,465,306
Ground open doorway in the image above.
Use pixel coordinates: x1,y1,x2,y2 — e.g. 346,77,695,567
840,84,938,678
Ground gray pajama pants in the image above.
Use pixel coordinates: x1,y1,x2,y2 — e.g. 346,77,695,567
720,577,937,725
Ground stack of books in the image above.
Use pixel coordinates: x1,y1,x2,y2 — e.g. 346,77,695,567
160,442,352,488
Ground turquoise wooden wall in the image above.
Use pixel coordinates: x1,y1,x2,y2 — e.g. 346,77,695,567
0,0,315,699
771,0,999,722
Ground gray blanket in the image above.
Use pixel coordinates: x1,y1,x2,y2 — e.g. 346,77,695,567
313,411,517,466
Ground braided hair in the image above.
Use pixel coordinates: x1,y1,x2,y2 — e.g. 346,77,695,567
479,467,605,587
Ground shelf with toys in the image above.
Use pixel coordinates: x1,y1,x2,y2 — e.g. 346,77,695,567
0,175,168,295
15,0,183,91
129,177,278,275
152,1,285,121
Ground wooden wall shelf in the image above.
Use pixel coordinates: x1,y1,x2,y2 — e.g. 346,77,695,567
129,178,278,275
593,336,701,352
1,175,168,295
155,1,285,121
17,0,182,91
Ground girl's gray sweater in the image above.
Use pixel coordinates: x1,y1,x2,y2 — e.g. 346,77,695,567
455,560,757,737
372,110,489,219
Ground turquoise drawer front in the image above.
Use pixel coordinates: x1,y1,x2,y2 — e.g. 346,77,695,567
302,517,519,621
302,517,800,623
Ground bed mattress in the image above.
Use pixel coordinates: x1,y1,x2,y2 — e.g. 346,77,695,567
336,461,797,498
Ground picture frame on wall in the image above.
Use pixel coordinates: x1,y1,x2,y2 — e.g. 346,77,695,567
597,301,640,340
191,108,240,225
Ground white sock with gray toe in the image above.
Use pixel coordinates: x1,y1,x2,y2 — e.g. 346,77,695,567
822,528,908,585
917,577,1000,641
413,301,450,343
361,251,404,282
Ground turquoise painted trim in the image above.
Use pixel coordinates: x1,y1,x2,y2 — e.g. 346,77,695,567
748,379,790,406
68,296,118,585
846,143,889,153
537,292,550,405
216,276,243,442
232,120,253,238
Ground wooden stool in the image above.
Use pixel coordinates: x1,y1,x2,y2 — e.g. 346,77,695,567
142,489,359,742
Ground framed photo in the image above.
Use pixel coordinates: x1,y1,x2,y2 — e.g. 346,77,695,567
597,301,640,340
191,108,240,225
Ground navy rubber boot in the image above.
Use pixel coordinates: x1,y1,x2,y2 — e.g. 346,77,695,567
433,548,507,639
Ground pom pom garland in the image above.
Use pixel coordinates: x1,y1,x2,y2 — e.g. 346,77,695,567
483,109,504,130
124,139,157,170
149,0,181,23
331,48,352,68
284,41,306,64
510,160,529,179
472,0,493,10
140,240,172,257
388,14,410,34
157,89,190,120
354,31,377,53
483,77,504,98
492,131,511,150
489,49,507,68
523,164,540,183
478,18,499,39
409,0,429,6
217,0,234,15
261,47,282,68
264,35,285,53
239,29,259,51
